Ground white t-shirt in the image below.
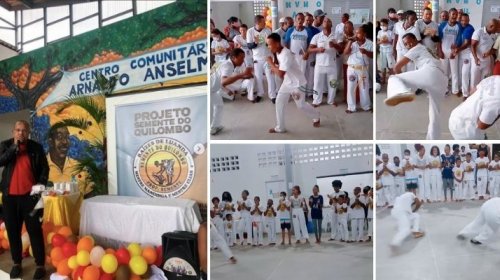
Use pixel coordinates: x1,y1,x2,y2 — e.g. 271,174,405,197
211,39,230,62
475,157,490,177
394,164,405,180
290,195,305,209
462,160,476,181
334,22,345,44
210,59,236,93
377,162,396,186
452,165,464,182
336,203,348,216
427,155,442,169
223,220,233,233
219,201,234,219
277,47,307,88
402,157,415,179
310,31,337,66
418,20,438,53
246,27,272,60
441,23,460,52
471,27,498,61
394,21,421,51
405,43,442,69
350,196,366,219
377,29,394,52
251,204,265,222
489,160,500,177
277,198,291,221
346,40,373,66
288,27,309,55
412,154,428,177
393,192,416,213
329,190,346,200
451,76,500,127
274,27,287,46
238,198,253,218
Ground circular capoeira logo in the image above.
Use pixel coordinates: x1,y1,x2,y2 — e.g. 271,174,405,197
133,137,195,198
464,59,469,64
348,75,356,82
329,79,338,88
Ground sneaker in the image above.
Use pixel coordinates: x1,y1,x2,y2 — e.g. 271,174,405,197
210,126,223,135
313,119,320,127
33,267,46,280
254,96,262,103
456,234,466,240
10,264,22,279
470,239,482,245
271,98,276,104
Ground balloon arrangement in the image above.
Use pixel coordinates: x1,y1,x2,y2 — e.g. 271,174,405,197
0,221,163,280
262,6,272,29
423,0,432,10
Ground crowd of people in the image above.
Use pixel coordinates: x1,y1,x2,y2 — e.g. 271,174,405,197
210,9,374,135
210,181,373,262
376,7,500,140
376,144,500,207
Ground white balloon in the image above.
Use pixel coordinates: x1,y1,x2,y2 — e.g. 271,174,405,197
90,246,106,267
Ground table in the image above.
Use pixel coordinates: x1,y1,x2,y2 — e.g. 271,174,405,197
43,192,83,234
80,195,201,247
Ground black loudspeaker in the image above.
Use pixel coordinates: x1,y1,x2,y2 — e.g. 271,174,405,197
161,231,200,280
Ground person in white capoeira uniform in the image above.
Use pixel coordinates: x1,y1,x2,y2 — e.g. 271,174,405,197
377,18,395,84
489,153,500,198
449,75,500,140
289,186,310,244
462,152,476,200
453,157,465,201
427,146,443,202
266,33,320,133
390,186,425,248
308,17,342,107
412,145,428,201
237,190,253,245
437,8,461,95
393,156,406,198
246,15,274,103
417,7,439,57
393,10,421,73
328,180,346,241
377,153,397,207
475,150,490,200
210,221,237,264
457,197,500,245
210,48,254,136
454,13,475,99
470,19,498,90
385,33,447,140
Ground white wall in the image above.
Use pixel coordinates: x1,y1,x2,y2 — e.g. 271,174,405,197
0,44,18,61
210,0,255,31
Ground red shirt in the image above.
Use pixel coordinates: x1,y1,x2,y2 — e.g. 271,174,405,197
9,143,35,195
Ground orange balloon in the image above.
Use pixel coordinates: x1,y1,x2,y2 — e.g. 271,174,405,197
58,226,73,238
42,222,55,234
83,265,100,280
130,274,141,280
46,256,52,265
105,248,116,255
1,239,9,249
51,247,65,262
57,258,72,276
141,246,157,265
21,223,27,234
53,225,62,233
77,237,94,252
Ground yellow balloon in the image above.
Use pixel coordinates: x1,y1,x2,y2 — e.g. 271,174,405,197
47,232,55,244
3,230,8,240
68,256,78,270
76,250,90,266
29,246,33,257
127,243,142,257
129,256,147,276
101,254,118,274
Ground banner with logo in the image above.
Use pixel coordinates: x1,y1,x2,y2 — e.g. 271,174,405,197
114,94,206,203
441,0,483,29
282,0,324,19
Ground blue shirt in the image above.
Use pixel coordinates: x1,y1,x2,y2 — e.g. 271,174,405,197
456,24,474,48
438,21,462,47
284,26,318,47
441,154,455,179
309,195,323,219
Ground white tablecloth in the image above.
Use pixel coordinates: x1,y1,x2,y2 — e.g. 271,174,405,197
80,195,201,246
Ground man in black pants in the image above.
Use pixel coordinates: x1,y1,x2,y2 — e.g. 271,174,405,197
0,120,48,279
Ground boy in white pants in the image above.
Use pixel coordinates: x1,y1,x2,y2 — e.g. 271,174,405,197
489,154,500,198
328,180,346,240
457,197,500,245
264,199,277,245
462,153,476,200
290,186,310,243
309,17,341,107
390,186,425,248
237,190,253,245
224,214,235,246
437,8,460,95
393,156,406,197
377,153,397,207
266,33,320,133
278,192,292,245
377,18,395,83
336,195,349,242
413,145,428,201
475,150,490,200
453,157,465,201
350,187,366,242
344,25,373,113
250,196,265,246
210,221,237,264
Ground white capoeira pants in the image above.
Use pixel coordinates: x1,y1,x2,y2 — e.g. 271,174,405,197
210,88,223,130
264,217,276,243
477,175,488,197
238,216,252,243
337,215,348,241
414,170,426,200
454,181,463,200
291,207,309,241
390,209,420,247
470,57,492,90
458,197,500,243
460,52,472,97
330,210,338,239
273,84,320,132
252,220,264,245
350,218,365,241
210,222,233,260
427,171,442,201
305,58,315,96
224,78,255,101
346,66,371,111
394,177,406,197
253,59,276,99
382,184,395,206
313,65,338,105
441,51,460,94
490,176,500,198
367,217,373,237
387,65,447,140
463,179,476,199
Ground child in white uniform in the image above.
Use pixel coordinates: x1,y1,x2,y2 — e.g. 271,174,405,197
475,150,490,200
458,197,500,244
328,180,346,240
211,29,230,63
462,153,476,200
264,199,277,245
277,191,292,245
350,187,366,242
250,196,265,246
224,214,235,246
390,187,424,248
377,153,397,206
237,190,253,245
336,194,349,242
377,18,395,83
393,156,406,197
489,154,500,198
453,157,465,201
211,197,224,238
412,145,428,201
290,186,310,243
427,146,442,202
